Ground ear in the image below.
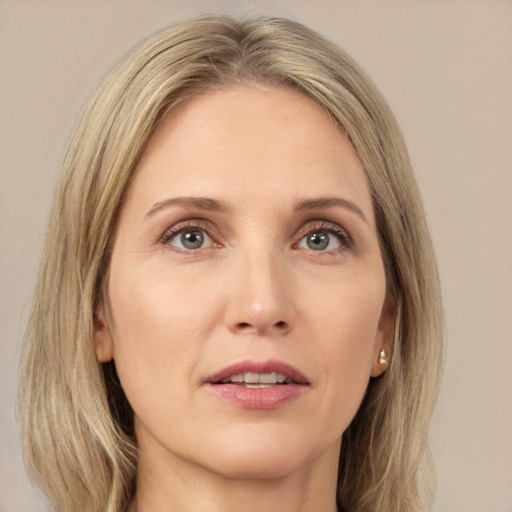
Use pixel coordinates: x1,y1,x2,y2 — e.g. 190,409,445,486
94,303,114,363
370,295,395,377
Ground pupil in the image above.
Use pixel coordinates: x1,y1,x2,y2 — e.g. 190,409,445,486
307,231,329,250
181,230,204,249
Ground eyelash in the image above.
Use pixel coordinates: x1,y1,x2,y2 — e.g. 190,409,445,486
294,221,354,253
159,219,353,254
160,219,217,254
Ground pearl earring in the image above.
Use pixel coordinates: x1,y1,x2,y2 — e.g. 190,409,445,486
378,349,387,365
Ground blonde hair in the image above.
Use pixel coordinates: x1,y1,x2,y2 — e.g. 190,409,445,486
18,15,444,512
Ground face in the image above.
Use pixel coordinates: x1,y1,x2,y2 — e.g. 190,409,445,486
96,85,392,481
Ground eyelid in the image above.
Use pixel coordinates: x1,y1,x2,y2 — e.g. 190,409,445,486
157,217,353,254
159,219,222,250
293,220,354,251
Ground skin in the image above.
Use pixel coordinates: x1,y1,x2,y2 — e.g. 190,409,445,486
95,85,393,512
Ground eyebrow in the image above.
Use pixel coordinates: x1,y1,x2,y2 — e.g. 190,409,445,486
145,196,231,219
145,195,368,224
293,196,368,224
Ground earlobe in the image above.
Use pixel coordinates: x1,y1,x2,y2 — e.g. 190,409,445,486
370,296,395,377
94,305,114,363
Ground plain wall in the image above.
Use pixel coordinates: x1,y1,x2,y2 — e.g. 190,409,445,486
1,1,511,511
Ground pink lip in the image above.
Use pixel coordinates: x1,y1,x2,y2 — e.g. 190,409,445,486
204,359,310,410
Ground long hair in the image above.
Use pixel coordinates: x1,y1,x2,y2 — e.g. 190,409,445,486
18,15,444,512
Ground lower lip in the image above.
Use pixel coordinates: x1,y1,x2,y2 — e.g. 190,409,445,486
207,383,308,409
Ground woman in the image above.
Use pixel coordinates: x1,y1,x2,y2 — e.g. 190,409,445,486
18,15,443,512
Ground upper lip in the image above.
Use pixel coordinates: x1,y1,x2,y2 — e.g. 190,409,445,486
205,359,310,385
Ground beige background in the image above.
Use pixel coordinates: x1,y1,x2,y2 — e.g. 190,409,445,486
1,1,511,511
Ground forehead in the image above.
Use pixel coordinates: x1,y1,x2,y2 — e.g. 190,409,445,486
127,85,373,220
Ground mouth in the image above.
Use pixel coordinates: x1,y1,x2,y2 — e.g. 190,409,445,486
205,359,310,387
204,360,310,409
219,371,289,388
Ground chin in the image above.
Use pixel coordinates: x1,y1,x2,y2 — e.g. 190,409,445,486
208,451,307,481
197,426,338,481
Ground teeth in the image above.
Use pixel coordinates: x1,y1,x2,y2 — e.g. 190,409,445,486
260,372,287,384
245,372,260,383
221,372,288,385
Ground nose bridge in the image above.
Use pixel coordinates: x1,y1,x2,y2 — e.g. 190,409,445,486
224,241,294,335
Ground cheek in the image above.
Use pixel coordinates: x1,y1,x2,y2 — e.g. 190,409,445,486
109,258,217,344
105,261,218,410
309,267,385,350
309,271,386,406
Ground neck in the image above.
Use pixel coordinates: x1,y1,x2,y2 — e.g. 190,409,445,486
129,438,340,512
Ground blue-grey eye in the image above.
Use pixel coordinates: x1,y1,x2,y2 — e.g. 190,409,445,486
167,228,212,250
298,230,342,251
308,231,328,250
181,230,204,249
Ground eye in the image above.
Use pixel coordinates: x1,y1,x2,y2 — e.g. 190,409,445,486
172,229,211,249
298,230,341,251
161,222,216,252
295,222,352,253
300,230,339,251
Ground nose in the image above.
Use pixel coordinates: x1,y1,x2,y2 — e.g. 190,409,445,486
223,249,295,337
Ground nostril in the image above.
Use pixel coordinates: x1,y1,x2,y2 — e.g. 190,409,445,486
234,320,288,332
